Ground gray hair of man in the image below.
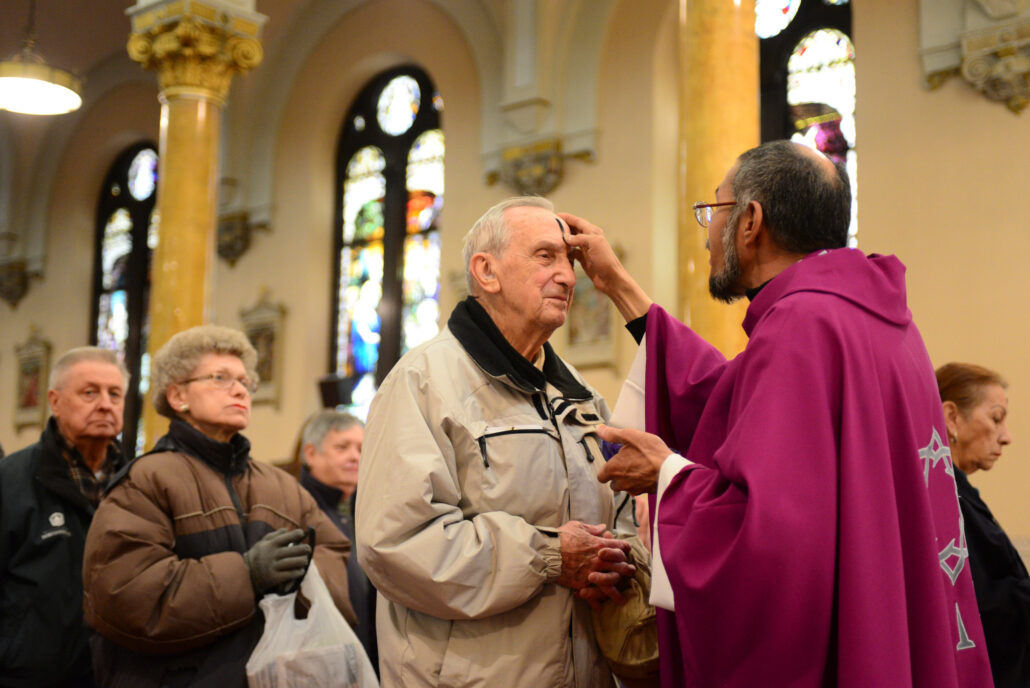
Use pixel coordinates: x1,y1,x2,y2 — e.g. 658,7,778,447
150,324,259,419
301,409,364,463
728,140,852,255
48,347,130,391
461,196,555,295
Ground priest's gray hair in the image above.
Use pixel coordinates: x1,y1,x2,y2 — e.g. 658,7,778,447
49,347,130,391
150,324,258,419
301,409,364,455
462,196,555,295
732,140,851,254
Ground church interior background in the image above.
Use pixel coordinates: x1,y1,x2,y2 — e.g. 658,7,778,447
1,0,1027,555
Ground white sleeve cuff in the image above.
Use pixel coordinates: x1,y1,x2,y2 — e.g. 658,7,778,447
650,453,692,611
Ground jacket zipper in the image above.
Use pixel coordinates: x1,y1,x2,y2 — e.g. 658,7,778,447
224,475,247,524
478,427,551,468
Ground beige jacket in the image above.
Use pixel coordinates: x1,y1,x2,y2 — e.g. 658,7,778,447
356,298,632,687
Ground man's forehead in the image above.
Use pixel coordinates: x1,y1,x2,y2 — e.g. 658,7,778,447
505,206,562,244
716,163,740,197
66,360,124,385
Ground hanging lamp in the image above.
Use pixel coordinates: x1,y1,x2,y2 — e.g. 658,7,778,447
0,0,82,115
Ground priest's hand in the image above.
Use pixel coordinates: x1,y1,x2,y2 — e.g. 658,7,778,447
556,521,634,601
596,425,671,495
558,213,653,322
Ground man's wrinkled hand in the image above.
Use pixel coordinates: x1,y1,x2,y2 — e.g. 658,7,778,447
556,522,634,599
577,546,638,611
595,425,671,495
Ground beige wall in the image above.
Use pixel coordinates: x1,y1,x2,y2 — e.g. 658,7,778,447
0,83,159,452
854,1,1030,539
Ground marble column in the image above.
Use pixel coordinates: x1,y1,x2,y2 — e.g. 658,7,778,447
126,0,265,446
678,0,758,358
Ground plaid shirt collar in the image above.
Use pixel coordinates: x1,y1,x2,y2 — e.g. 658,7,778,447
51,418,123,508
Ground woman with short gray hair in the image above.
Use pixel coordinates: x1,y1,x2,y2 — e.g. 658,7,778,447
82,324,358,688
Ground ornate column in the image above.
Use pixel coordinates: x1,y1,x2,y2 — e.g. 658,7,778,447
126,0,265,446
678,0,758,358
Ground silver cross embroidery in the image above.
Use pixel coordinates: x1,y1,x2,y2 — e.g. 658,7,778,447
919,427,954,486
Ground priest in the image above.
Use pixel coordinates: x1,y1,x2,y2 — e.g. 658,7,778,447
560,140,994,688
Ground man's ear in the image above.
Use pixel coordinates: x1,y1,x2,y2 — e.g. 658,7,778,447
302,442,317,465
738,200,764,247
47,389,60,418
469,253,501,294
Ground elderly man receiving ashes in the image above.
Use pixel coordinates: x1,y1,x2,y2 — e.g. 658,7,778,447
561,140,994,688
357,197,639,688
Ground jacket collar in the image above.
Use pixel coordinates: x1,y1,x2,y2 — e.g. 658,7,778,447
152,417,251,477
300,468,344,508
447,296,592,400
35,417,122,514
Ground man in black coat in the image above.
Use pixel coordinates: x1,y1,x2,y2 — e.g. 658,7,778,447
297,409,378,674
0,347,127,688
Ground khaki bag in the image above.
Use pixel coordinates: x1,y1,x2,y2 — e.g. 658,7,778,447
591,536,659,685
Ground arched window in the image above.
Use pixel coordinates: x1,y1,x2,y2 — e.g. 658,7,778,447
91,142,158,455
331,66,444,416
759,0,857,245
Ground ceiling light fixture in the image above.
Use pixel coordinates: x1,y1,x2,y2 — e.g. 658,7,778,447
0,0,82,115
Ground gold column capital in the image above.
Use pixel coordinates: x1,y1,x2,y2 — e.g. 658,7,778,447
127,1,265,104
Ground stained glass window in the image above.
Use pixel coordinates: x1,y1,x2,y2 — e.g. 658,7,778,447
756,0,801,39
92,142,158,455
377,75,420,136
759,1,856,244
128,148,158,201
333,66,443,417
787,29,857,245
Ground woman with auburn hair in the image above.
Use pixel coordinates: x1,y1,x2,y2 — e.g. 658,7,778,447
937,362,1025,688
82,325,356,687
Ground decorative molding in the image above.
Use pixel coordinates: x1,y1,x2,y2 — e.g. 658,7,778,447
960,17,1030,112
217,211,257,265
14,327,51,431
127,0,266,104
0,259,29,308
498,138,564,196
920,0,1030,112
239,288,286,408
975,0,1028,20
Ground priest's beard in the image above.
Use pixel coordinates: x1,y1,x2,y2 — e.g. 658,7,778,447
708,214,744,303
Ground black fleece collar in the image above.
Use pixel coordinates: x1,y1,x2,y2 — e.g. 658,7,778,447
152,417,252,477
447,297,592,400
300,468,344,507
35,417,121,514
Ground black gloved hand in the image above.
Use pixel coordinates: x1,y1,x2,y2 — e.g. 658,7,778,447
243,528,312,595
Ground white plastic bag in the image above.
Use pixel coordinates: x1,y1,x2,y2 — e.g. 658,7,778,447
246,561,379,688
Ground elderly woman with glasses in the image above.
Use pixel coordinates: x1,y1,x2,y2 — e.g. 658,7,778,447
937,362,1025,688
82,325,356,688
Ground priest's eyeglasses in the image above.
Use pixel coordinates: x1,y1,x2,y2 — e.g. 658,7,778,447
182,372,258,394
693,201,737,228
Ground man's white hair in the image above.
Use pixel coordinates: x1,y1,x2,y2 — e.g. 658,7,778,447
49,347,129,391
461,196,555,295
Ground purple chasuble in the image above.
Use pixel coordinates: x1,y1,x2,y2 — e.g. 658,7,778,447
645,248,993,687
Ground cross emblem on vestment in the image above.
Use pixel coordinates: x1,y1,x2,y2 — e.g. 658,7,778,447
919,427,954,486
